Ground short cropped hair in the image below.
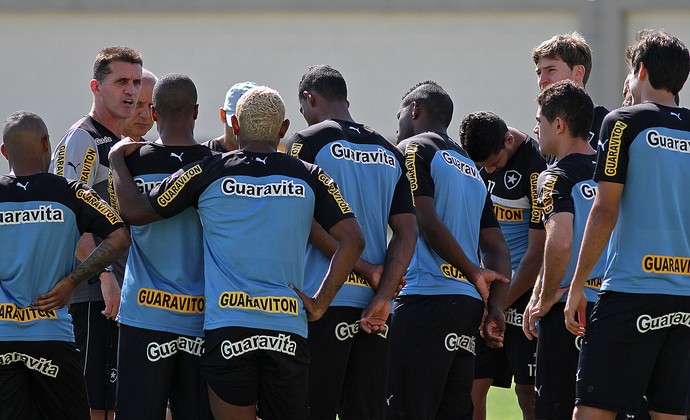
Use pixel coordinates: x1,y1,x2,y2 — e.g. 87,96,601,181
93,46,143,83
532,32,592,86
2,111,48,154
401,81,454,128
537,80,593,141
298,65,347,102
236,86,286,141
153,73,197,119
459,112,509,163
626,30,690,95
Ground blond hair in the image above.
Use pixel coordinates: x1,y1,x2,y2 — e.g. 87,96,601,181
236,86,285,141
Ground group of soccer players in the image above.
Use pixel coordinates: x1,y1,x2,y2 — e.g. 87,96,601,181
0,28,688,420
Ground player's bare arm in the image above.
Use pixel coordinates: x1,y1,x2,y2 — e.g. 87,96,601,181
33,227,130,310
565,181,622,336
415,195,509,304
504,228,545,309
478,226,511,347
293,217,365,321
307,218,384,287
109,138,162,225
527,212,573,338
360,212,417,333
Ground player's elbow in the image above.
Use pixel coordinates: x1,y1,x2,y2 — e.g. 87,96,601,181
118,201,161,226
343,221,366,256
106,227,131,256
390,213,419,244
120,209,151,226
349,225,366,256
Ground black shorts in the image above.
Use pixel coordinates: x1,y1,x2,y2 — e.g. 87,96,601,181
202,326,309,420
70,300,119,410
473,335,511,388
308,306,390,419
0,341,89,420
474,293,536,388
576,292,690,416
387,294,484,420
535,301,593,420
504,293,537,385
116,325,209,420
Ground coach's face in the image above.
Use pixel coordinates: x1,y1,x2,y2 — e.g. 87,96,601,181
93,61,143,122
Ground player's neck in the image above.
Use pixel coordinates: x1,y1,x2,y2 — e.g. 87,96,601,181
89,105,125,138
158,124,197,146
241,140,278,153
641,90,678,108
319,103,354,124
417,124,448,137
557,137,595,160
8,162,46,177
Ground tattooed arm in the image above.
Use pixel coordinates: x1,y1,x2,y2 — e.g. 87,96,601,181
32,227,131,311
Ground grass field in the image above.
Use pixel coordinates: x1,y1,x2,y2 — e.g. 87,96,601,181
486,384,522,419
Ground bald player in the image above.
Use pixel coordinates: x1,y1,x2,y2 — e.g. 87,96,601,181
0,111,129,420
123,69,158,142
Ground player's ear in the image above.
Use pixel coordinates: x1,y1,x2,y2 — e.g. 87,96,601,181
301,91,316,108
279,119,290,138
193,104,199,120
411,101,419,119
573,64,586,85
90,79,100,95
637,63,648,82
504,132,514,148
231,115,240,135
555,117,566,135
0,143,7,161
42,135,51,153
151,106,158,122
219,108,226,124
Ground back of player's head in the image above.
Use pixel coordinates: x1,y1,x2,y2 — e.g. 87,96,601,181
459,112,509,162
93,46,143,83
2,111,48,155
401,81,454,128
153,73,198,119
236,86,286,141
532,32,592,86
537,80,593,140
626,30,690,95
298,65,347,102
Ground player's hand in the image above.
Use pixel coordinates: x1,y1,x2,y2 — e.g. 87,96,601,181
483,305,506,348
359,295,390,334
108,137,145,159
357,262,383,290
564,287,587,336
32,277,77,311
392,276,407,299
528,288,567,338
522,300,537,340
290,284,326,322
100,272,121,320
469,268,510,305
